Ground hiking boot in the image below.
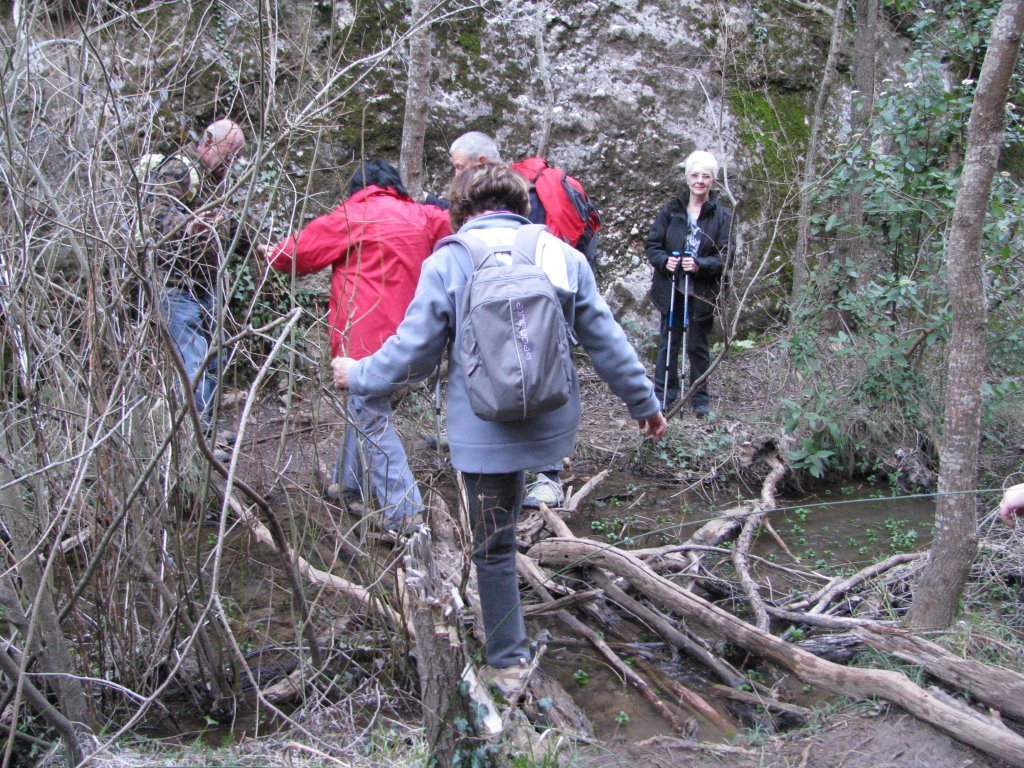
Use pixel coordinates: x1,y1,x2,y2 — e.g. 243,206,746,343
325,484,366,517
480,660,531,698
523,475,564,509
215,428,238,446
383,512,425,536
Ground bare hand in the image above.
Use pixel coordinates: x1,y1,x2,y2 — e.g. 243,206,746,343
665,256,680,274
186,210,225,236
998,483,1024,528
638,413,668,441
256,243,271,259
331,356,356,389
681,256,698,273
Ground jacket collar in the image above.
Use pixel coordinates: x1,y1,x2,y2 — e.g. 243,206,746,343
671,188,720,216
347,185,411,204
459,211,532,233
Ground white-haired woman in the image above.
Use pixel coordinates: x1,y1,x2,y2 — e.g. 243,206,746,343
645,150,732,417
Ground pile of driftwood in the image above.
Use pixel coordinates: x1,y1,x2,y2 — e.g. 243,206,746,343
224,444,1024,767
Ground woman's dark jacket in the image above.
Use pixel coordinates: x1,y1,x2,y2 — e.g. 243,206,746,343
645,188,731,314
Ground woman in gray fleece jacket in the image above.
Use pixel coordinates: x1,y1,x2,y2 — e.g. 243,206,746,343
332,164,666,690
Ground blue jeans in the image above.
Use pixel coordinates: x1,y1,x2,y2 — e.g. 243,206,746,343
463,471,531,668
160,286,220,431
337,393,423,525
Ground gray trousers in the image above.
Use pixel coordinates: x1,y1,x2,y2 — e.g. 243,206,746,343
463,471,531,669
338,393,422,524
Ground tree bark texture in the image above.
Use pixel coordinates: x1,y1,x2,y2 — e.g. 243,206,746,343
403,528,492,766
908,0,1024,630
855,625,1024,723
399,0,432,201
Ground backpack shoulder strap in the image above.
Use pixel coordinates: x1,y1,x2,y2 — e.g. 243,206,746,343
434,231,495,271
510,224,547,266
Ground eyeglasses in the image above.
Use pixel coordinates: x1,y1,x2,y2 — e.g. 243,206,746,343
688,172,714,182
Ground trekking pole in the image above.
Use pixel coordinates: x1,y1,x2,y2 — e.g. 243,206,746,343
681,272,690,404
661,251,681,410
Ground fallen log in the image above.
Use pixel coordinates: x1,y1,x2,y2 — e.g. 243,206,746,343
784,553,924,613
590,571,747,689
767,606,899,631
731,450,787,632
855,624,1024,723
515,553,690,734
631,658,737,734
526,502,731,731
403,527,498,759
706,683,810,725
528,537,1024,767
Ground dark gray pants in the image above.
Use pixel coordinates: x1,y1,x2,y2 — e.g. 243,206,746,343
653,293,714,409
337,392,422,525
463,471,531,668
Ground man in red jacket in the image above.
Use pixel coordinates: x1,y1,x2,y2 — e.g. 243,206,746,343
259,159,451,532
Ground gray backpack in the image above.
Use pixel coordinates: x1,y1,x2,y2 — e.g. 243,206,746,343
440,224,574,422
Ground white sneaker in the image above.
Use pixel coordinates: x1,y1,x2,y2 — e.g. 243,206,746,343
480,661,531,697
523,476,564,508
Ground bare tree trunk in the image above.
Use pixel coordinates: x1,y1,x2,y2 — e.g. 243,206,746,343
908,0,1024,630
845,0,879,295
399,0,433,200
789,0,848,310
403,529,496,765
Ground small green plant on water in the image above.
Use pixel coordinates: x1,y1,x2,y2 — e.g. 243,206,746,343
614,710,631,727
884,517,919,553
590,513,639,545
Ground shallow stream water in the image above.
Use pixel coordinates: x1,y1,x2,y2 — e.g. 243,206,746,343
147,475,939,747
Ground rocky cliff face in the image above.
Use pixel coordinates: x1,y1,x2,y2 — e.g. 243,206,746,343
6,1,907,339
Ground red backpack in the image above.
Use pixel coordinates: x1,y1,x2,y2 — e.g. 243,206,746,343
511,157,601,266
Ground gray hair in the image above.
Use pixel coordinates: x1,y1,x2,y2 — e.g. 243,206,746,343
450,131,502,164
684,150,719,179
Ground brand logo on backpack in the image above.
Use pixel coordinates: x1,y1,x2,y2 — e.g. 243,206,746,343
438,225,575,422
513,300,533,359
